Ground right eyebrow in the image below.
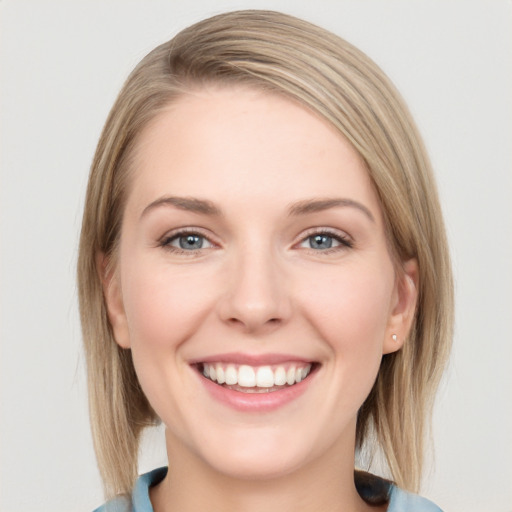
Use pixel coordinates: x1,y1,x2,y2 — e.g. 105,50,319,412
140,196,221,219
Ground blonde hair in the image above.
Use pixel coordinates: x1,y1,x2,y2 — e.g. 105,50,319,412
78,10,453,498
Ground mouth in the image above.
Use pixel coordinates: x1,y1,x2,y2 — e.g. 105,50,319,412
195,361,318,394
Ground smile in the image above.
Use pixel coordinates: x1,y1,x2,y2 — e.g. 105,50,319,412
192,357,319,412
201,362,313,393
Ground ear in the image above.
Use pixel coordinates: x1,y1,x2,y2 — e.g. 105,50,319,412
383,258,418,355
97,252,131,349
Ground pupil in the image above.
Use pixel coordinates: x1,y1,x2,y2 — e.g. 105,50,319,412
311,234,332,249
179,235,203,250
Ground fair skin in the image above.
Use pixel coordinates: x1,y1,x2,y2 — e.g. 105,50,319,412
103,86,418,512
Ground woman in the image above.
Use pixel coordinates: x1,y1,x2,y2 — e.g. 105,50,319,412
78,10,453,512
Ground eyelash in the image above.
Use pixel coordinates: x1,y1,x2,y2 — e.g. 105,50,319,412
297,228,353,254
159,228,216,256
159,228,353,255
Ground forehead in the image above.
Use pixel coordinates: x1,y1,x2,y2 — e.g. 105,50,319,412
126,86,382,221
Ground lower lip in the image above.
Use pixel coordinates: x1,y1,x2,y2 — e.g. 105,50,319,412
196,369,316,412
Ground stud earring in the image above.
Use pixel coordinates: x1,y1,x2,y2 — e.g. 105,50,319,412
392,334,397,342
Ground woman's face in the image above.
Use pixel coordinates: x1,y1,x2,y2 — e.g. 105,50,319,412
105,86,416,479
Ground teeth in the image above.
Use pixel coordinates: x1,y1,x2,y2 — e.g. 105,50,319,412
238,365,256,387
274,366,287,386
256,366,274,387
225,364,237,385
216,366,225,384
286,367,296,385
202,362,313,388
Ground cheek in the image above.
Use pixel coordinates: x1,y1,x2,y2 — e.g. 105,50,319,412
118,258,217,422
299,262,394,356
120,257,217,351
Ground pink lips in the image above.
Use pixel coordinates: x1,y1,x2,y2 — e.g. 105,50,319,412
191,353,317,412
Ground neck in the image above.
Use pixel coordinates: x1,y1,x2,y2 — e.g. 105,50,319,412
150,429,380,512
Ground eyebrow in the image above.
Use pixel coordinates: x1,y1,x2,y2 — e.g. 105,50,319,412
287,198,375,222
140,195,374,222
141,196,221,218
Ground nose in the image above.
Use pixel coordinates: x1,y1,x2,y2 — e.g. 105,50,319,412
217,245,291,333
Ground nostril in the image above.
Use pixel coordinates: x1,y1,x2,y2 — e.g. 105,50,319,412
227,316,281,327
227,316,279,323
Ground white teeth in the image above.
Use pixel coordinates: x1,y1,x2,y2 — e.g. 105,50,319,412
202,362,313,388
216,365,225,384
274,366,287,386
256,366,274,387
238,365,256,387
225,364,237,385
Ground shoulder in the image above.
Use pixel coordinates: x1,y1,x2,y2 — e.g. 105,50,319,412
388,485,443,512
93,467,167,512
94,467,442,512
93,496,131,512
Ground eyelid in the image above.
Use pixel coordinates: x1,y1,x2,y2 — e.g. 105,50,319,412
157,226,353,254
294,227,354,250
158,227,219,252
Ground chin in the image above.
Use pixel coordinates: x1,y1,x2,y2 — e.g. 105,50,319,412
189,425,318,481
206,450,302,481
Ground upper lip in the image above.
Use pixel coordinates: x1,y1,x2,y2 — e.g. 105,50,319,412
189,353,315,366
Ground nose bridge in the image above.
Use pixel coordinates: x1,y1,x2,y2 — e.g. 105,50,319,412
219,237,289,331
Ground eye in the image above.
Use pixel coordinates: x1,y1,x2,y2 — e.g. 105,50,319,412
298,231,353,251
305,234,336,250
161,231,214,252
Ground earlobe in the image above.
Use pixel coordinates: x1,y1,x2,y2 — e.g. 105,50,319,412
383,258,418,354
97,252,131,349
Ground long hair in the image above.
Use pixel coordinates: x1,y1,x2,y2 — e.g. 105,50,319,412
78,9,453,498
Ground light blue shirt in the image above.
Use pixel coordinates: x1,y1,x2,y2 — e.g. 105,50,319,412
94,467,443,512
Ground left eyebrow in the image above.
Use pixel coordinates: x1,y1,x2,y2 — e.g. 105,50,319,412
287,198,375,223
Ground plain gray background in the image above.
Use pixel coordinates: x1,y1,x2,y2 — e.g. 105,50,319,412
1,1,511,511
